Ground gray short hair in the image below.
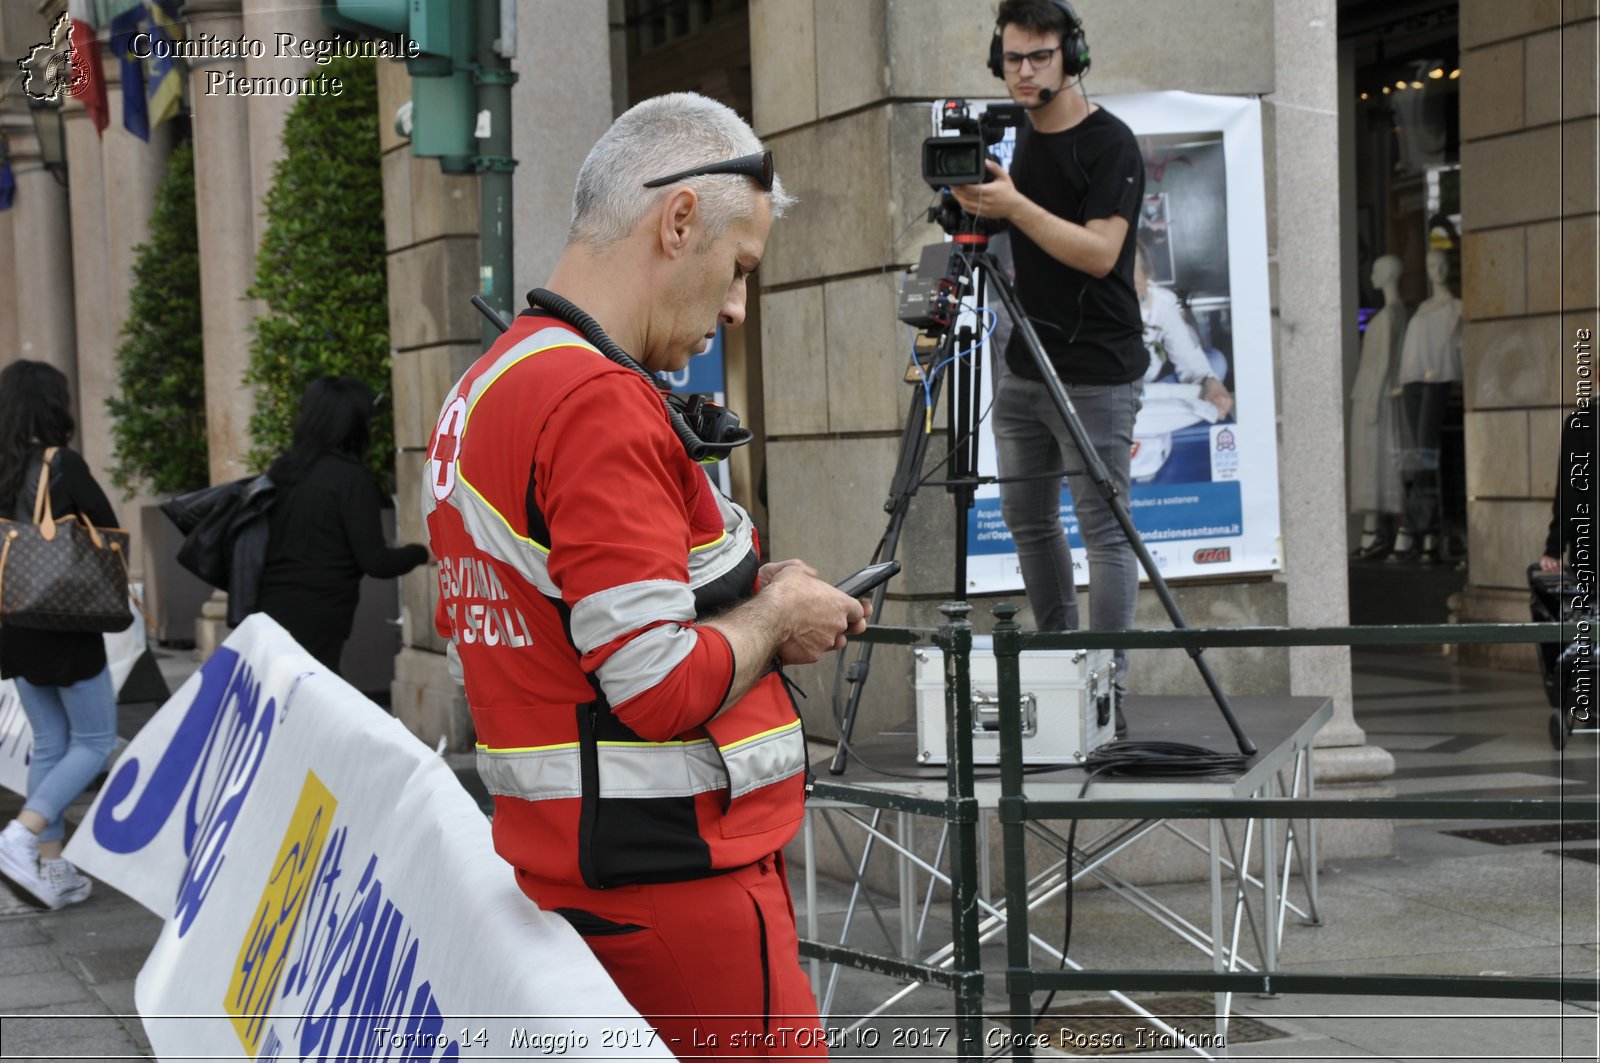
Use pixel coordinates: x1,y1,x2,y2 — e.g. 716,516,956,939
569,92,795,248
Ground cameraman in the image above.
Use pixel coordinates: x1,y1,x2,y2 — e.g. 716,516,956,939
951,0,1145,723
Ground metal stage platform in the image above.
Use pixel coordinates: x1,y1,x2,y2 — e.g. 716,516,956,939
802,694,1333,1058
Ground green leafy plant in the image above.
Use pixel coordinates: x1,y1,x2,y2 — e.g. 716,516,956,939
245,56,391,485
107,137,208,496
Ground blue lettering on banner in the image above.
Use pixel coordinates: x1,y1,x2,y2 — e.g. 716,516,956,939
967,480,1245,555
89,647,277,936
282,827,461,1062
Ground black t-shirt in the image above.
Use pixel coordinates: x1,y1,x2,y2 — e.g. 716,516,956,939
1005,106,1146,385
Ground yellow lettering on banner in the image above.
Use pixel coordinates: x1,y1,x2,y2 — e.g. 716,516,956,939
226,771,336,1055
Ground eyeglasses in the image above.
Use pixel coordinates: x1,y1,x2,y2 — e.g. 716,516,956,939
1002,47,1059,72
642,150,774,192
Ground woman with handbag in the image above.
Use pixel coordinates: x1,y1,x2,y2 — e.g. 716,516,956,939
254,376,429,674
0,361,122,910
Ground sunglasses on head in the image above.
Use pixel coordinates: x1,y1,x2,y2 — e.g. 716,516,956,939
642,150,774,192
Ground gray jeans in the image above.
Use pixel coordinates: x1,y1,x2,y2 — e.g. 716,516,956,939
993,373,1142,688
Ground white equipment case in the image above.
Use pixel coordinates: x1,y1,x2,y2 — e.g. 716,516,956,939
914,636,1116,766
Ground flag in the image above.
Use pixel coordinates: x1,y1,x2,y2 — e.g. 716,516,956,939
104,0,149,140
106,1,184,142
141,0,183,130
67,0,108,134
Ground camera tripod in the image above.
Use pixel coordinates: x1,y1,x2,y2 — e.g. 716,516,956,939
829,230,1256,773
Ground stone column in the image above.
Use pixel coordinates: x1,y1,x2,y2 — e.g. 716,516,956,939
380,55,481,750
186,0,258,488
73,52,174,574
0,188,17,363
6,114,78,405
61,90,111,480
1269,1,1392,785
186,0,259,652
1452,2,1599,665
241,0,326,251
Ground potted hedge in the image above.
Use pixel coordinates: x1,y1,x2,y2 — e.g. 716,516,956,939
244,55,397,695
245,54,392,489
106,136,212,644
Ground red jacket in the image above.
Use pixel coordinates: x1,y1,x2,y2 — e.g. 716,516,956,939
424,313,807,890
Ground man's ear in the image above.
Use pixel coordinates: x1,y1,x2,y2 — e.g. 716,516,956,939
657,187,699,259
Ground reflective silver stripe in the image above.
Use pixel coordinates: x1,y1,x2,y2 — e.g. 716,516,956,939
463,325,599,413
571,579,695,654
596,740,726,799
430,325,598,596
477,741,724,801
478,726,804,803
720,721,807,800
451,479,561,597
686,486,756,590
477,744,583,802
596,623,698,707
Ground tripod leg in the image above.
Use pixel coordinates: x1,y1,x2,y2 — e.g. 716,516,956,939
976,251,1257,755
830,352,951,774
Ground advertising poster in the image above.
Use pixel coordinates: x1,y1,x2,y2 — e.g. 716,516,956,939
932,92,1281,592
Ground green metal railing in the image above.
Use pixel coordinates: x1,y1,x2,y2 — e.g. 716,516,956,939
798,607,1592,1061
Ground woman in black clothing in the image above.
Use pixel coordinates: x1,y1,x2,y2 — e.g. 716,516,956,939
256,377,430,674
0,362,118,910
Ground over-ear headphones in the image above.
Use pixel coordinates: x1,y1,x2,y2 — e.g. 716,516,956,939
988,0,1091,81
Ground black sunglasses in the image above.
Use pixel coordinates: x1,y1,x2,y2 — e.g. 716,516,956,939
642,150,774,192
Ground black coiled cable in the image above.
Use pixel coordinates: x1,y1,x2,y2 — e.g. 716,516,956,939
526,287,751,462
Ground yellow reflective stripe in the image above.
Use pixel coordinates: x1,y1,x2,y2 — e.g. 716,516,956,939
596,738,713,749
449,328,599,554
457,471,549,555
477,740,579,754
718,719,801,753
720,722,807,800
688,530,728,554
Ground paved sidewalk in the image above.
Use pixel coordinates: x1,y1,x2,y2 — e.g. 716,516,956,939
0,646,1595,1061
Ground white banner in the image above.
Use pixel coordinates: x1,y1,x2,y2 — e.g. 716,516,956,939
66,615,670,1062
938,92,1283,592
0,598,149,798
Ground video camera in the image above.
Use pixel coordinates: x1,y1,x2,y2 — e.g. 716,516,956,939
921,99,1024,187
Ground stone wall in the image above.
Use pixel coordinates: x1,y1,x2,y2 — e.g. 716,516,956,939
1452,0,1599,667
750,0,1386,790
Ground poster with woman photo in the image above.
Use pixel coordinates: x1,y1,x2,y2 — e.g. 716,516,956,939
945,92,1281,590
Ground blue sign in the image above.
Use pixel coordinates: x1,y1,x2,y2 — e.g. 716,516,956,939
967,480,1244,556
657,328,724,395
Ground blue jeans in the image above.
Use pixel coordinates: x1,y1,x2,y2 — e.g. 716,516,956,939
16,667,117,843
993,373,1142,687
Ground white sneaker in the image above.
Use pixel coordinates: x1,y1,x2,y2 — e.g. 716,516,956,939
0,820,59,908
41,858,91,908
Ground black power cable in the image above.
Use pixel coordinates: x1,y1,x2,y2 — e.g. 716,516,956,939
1029,740,1250,1033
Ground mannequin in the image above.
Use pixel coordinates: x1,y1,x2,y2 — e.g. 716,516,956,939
1348,254,1409,558
1391,248,1461,562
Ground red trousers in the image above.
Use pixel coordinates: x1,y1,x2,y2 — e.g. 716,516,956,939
525,853,826,1060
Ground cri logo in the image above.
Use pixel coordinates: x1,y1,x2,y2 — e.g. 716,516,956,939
429,396,467,502
1193,547,1232,564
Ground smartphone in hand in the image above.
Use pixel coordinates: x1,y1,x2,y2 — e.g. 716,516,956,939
834,561,902,598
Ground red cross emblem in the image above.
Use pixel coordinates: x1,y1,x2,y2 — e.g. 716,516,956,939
430,396,467,501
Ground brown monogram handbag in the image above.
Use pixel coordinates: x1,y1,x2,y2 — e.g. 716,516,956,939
0,448,134,633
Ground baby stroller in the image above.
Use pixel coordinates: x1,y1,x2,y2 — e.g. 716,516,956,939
1528,564,1599,749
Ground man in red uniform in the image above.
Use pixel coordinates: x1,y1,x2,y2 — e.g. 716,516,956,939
424,92,866,1058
